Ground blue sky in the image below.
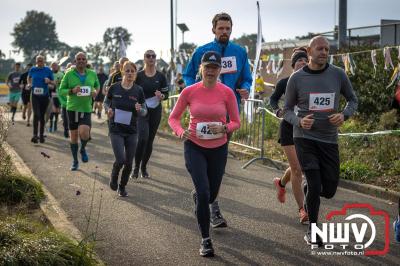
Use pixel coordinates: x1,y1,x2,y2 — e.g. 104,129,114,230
0,0,399,62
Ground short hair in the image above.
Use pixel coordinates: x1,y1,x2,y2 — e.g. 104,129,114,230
212,13,233,28
15,62,21,66
74,52,86,60
36,55,44,61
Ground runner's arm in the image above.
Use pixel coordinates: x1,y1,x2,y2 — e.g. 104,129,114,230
168,89,189,138
183,49,201,87
283,76,301,127
225,88,241,133
340,71,358,120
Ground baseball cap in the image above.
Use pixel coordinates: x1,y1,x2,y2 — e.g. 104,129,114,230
201,51,221,67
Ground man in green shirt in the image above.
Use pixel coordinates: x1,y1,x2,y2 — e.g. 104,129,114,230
59,52,100,170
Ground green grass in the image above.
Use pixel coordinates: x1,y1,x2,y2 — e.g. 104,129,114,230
0,173,45,207
0,216,98,266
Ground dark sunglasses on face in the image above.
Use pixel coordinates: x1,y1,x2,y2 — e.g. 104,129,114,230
145,54,156,59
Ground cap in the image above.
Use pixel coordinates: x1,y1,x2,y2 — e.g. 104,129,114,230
201,51,221,67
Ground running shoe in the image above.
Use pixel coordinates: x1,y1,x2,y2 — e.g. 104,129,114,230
26,123,30,127
31,136,38,144
39,136,45,143
211,211,227,228
199,239,214,257
22,113,26,120
118,185,128,197
304,230,323,247
70,161,79,171
80,149,89,163
109,176,118,191
141,169,150,178
273,177,286,203
394,216,400,242
130,167,139,179
299,207,309,225
63,130,69,138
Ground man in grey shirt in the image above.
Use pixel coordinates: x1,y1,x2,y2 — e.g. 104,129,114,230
283,36,358,246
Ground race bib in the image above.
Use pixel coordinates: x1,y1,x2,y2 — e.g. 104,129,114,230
145,96,160,108
13,77,20,83
114,108,132,125
220,56,238,74
77,86,91,96
33,87,44,95
309,93,335,111
196,122,223,140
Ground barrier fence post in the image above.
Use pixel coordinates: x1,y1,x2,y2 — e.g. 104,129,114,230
241,107,280,170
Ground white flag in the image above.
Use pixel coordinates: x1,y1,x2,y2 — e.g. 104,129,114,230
119,37,127,58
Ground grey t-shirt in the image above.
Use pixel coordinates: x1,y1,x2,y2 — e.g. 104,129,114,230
283,64,358,144
7,71,21,93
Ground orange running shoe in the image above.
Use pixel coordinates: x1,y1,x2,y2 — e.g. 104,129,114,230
273,177,286,203
299,207,309,224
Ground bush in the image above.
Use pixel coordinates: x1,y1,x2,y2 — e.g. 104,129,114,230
335,45,398,122
340,161,377,182
377,109,399,130
0,173,45,207
0,216,98,265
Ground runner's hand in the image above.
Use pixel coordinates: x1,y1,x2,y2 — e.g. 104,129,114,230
91,89,97,97
300,114,314,129
181,129,192,140
107,109,114,118
155,90,163,100
44,78,51,84
328,113,344,127
208,124,224,134
72,86,81,94
236,89,249,100
135,103,141,111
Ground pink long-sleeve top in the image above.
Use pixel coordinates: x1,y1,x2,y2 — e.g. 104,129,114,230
168,81,240,148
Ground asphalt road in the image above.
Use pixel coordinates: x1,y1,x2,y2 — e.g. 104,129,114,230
6,112,400,265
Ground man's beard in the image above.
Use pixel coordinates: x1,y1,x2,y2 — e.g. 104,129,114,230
217,35,229,44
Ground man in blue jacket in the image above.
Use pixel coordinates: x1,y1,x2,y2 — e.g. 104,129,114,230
184,12,253,229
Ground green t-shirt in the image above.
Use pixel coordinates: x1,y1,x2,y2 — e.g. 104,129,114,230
59,68,100,112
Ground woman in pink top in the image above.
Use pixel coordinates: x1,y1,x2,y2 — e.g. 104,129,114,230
168,51,240,257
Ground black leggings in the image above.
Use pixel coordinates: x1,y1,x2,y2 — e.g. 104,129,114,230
135,105,162,170
110,133,138,187
31,96,50,137
294,138,339,229
184,140,228,238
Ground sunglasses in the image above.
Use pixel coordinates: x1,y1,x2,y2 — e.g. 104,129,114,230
145,54,156,59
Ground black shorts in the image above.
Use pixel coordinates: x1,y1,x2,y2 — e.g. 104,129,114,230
21,90,31,105
67,111,92,130
294,137,340,181
278,120,294,146
52,97,60,108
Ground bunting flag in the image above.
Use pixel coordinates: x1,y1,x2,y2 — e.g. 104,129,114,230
258,59,263,71
371,50,377,77
348,53,356,76
271,58,278,74
276,59,284,77
341,54,350,74
398,46,400,61
383,47,394,70
266,60,273,74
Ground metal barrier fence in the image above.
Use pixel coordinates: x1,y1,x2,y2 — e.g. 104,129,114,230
163,95,280,169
